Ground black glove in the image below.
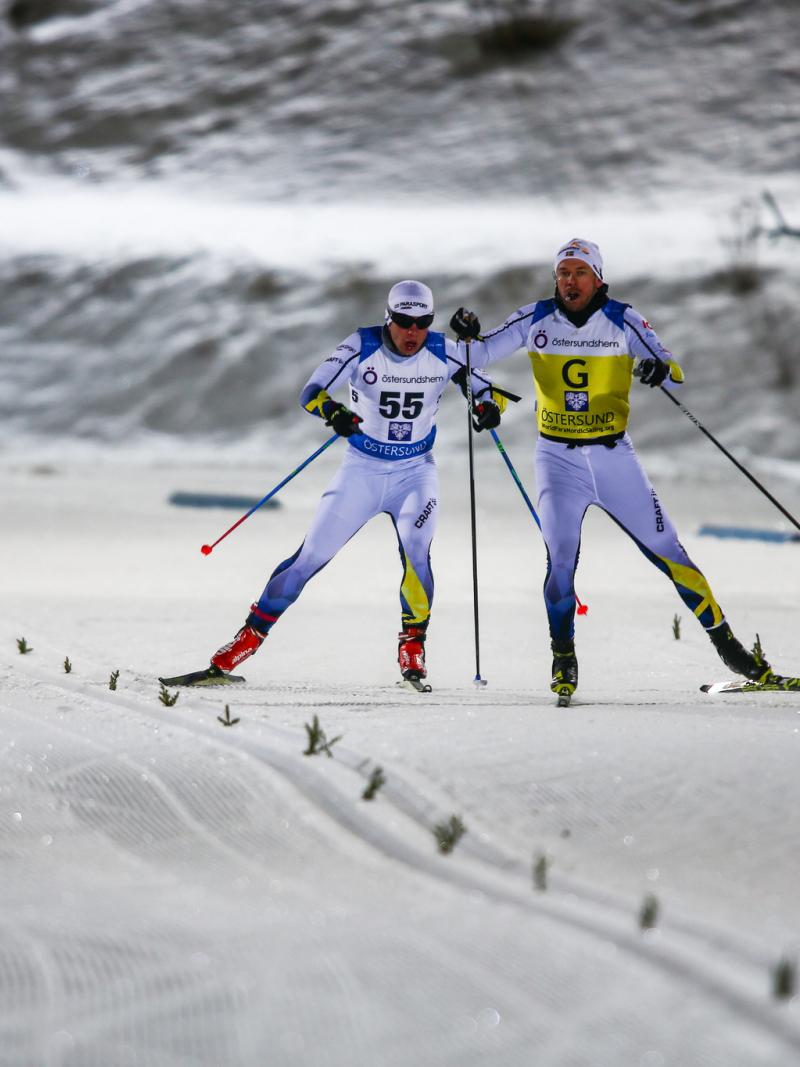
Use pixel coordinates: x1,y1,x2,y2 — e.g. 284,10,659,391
636,357,669,388
449,307,481,340
472,399,501,432
323,401,363,437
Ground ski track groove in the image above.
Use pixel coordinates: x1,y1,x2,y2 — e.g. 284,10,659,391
0,910,247,1066
252,716,799,978
0,926,62,1067
1,698,344,888
5,655,800,1057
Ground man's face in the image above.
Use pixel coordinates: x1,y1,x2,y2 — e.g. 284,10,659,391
388,316,429,356
555,258,603,313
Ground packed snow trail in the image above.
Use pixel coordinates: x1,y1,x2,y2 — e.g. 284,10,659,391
3,459,799,1065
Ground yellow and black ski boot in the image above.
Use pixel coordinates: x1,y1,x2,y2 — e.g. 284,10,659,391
551,639,578,707
707,622,773,682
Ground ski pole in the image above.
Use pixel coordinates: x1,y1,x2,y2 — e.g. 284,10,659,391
464,340,488,687
657,386,800,534
489,429,588,615
200,434,340,555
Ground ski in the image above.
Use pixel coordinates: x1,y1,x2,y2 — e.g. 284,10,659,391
701,674,800,695
158,666,246,688
396,676,432,694
553,686,573,708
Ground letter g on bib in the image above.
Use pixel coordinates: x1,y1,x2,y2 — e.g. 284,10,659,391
562,359,589,388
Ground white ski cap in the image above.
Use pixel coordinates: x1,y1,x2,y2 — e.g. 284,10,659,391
386,279,434,318
554,238,603,280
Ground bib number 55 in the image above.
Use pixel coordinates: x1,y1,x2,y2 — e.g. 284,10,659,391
378,391,424,419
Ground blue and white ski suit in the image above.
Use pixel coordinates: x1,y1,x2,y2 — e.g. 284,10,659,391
247,326,495,635
467,297,726,645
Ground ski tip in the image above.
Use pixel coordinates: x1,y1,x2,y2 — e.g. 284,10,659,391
158,667,246,687
701,678,753,695
700,675,799,694
700,681,734,695
396,677,432,693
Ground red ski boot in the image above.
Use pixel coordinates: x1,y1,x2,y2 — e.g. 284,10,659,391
211,621,265,672
398,626,427,681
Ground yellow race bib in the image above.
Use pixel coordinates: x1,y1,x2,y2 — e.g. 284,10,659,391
529,352,634,440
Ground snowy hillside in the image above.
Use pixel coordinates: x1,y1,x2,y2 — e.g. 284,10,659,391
1,0,799,460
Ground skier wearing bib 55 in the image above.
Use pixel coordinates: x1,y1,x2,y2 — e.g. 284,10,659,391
173,281,503,690
450,238,785,704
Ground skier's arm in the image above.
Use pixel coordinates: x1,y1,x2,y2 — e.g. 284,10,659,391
625,309,684,390
445,340,505,431
299,333,363,435
451,303,536,369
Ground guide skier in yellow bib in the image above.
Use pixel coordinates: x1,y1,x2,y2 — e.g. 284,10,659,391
450,238,776,701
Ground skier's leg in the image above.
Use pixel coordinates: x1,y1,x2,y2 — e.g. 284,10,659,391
212,458,380,670
591,438,771,679
387,458,438,678
535,442,595,697
535,442,593,647
590,438,723,624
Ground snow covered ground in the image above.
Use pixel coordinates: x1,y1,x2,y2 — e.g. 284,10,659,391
3,445,799,1066
3,0,799,1059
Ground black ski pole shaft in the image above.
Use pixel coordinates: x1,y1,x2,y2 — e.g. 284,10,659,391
464,340,487,687
661,386,797,531
659,386,800,533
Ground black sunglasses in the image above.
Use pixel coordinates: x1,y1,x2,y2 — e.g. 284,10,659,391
390,311,434,330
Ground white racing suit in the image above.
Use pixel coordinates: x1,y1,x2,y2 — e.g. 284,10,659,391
468,296,725,645
246,326,496,636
